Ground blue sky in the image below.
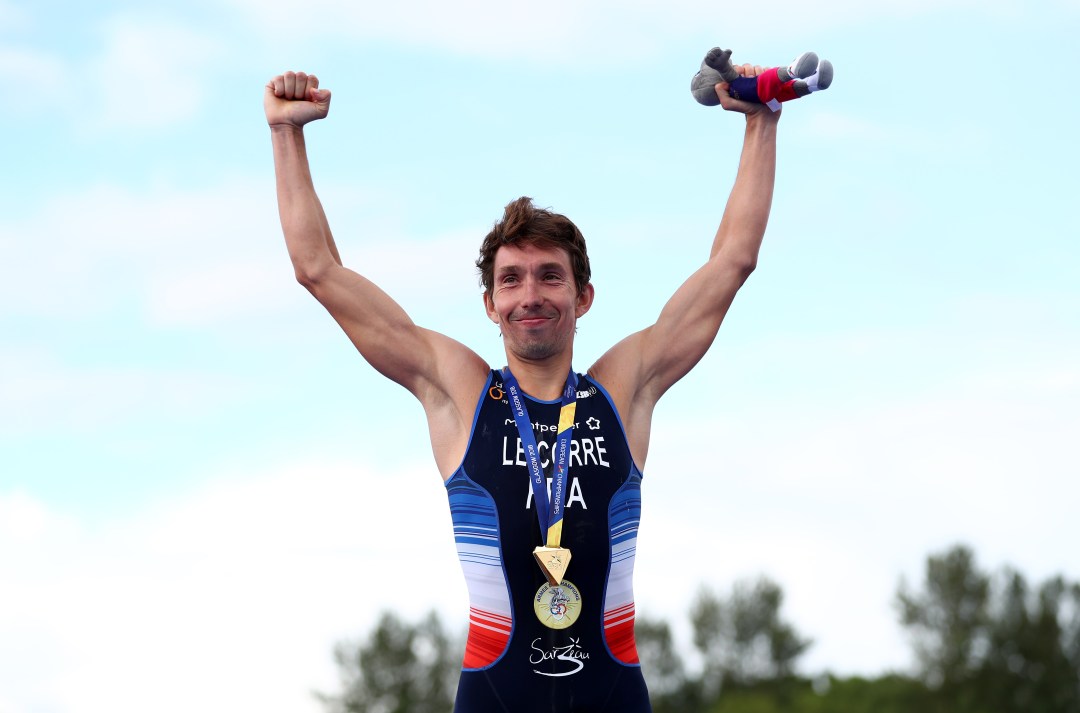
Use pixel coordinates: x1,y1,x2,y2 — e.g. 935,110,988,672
2,0,1078,711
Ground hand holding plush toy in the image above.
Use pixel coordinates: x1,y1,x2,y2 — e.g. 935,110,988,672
691,47,833,111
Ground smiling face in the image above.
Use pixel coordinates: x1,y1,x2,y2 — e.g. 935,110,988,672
484,242,594,364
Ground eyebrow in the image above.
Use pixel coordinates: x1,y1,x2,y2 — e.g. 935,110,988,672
496,262,567,275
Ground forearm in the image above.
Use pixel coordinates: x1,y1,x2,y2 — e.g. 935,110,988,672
709,112,778,270
271,124,343,281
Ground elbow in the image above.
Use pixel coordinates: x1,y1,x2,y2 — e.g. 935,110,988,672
291,252,334,290
737,256,757,286
714,238,760,284
719,251,758,287
735,254,757,281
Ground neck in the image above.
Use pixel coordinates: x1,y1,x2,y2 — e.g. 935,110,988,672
504,355,574,401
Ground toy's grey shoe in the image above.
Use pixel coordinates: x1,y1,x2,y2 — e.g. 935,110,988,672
814,59,834,90
778,51,819,82
793,59,834,97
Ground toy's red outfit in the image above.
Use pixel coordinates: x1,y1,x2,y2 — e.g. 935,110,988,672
730,69,801,111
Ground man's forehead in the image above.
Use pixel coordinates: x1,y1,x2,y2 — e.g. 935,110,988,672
493,243,572,271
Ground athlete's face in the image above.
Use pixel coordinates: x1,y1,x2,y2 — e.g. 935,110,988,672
484,243,594,363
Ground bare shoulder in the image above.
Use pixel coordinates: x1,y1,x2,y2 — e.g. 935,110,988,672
411,329,493,479
587,329,659,468
416,328,492,408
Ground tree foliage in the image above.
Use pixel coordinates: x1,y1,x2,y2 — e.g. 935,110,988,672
318,611,459,713
690,576,812,691
636,614,704,713
896,544,991,688
896,545,1080,713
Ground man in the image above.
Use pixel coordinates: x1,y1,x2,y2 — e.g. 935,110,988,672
265,64,778,712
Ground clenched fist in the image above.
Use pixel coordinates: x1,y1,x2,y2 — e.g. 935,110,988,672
264,71,331,128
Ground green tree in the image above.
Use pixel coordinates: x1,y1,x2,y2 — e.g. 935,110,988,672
897,544,1080,713
636,614,706,713
690,576,812,700
976,572,1080,713
319,610,459,713
896,544,990,690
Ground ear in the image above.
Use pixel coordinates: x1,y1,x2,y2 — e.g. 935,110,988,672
575,283,595,318
483,291,499,323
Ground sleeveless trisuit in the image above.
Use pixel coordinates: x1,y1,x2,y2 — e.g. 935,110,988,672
445,370,651,712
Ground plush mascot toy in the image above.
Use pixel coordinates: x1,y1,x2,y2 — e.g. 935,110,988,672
691,47,833,111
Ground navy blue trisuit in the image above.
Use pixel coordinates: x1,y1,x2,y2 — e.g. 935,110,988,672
444,370,651,712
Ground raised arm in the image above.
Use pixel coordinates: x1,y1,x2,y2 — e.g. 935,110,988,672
265,71,489,476
265,73,341,272
590,65,778,464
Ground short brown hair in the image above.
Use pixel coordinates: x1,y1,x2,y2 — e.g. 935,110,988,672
476,197,592,297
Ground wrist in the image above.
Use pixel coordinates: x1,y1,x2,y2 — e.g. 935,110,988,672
269,122,305,136
746,107,780,126
745,110,780,137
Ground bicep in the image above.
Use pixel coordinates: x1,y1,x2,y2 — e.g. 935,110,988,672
596,260,748,406
644,268,742,392
303,264,483,397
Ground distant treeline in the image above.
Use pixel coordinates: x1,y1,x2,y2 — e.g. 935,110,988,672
318,544,1080,713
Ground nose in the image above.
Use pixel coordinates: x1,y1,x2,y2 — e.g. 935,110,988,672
520,275,543,308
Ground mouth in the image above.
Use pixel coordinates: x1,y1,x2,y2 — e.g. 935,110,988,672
510,311,557,327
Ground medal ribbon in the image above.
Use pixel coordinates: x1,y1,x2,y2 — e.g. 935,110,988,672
503,368,578,548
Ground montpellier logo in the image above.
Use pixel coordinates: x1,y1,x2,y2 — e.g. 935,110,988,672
586,417,601,431
529,636,590,677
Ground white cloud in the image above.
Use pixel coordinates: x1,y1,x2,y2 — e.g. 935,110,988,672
0,178,283,322
84,15,225,131
0,0,28,30
0,346,246,436
0,179,321,437
790,108,999,170
0,174,498,437
0,46,67,112
0,489,78,543
224,0,992,65
0,12,227,131
0,461,463,713
0,176,487,328
145,260,296,326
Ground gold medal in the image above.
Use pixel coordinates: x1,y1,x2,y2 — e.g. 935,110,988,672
533,546,572,586
533,579,583,629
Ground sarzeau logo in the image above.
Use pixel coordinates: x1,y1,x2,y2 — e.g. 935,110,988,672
529,636,590,677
